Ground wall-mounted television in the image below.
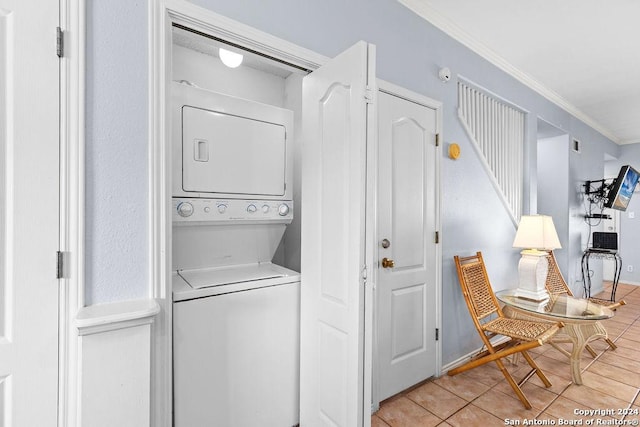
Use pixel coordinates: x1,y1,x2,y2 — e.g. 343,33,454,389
605,165,640,211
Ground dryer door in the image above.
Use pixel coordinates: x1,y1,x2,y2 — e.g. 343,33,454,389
182,106,286,196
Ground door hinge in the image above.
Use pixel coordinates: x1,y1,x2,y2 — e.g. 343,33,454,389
435,231,440,244
364,86,375,104
56,27,64,58
435,133,441,147
435,328,439,341
56,251,64,279
361,265,368,281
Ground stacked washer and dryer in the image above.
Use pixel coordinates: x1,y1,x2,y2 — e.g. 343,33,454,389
171,82,300,426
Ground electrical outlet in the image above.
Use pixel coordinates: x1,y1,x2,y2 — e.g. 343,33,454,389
629,211,635,219
628,265,634,273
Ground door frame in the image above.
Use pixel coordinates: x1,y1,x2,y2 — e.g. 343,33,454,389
58,0,86,425
371,80,442,410
149,1,328,425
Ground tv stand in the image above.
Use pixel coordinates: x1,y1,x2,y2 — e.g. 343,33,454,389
581,248,622,302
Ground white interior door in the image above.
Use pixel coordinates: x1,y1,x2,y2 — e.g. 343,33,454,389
0,0,59,424
300,41,375,427
376,87,439,401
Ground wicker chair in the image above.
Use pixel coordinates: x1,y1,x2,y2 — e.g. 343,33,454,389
545,250,626,355
449,252,563,410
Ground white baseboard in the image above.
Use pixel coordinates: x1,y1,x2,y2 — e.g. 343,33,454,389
618,280,640,287
441,336,510,373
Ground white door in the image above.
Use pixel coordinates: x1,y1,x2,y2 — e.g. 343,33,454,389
376,88,439,401
300,41,376,427
0,1,59,425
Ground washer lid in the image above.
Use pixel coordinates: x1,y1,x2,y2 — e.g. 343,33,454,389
178,262,292,289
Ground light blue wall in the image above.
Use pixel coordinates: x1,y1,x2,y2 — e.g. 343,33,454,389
568,127,620,296
608,144,640,285
538,134,569,280
85,0,622,364
85,0,149,304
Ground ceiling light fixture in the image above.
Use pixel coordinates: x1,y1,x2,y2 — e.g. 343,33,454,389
219,48,243,68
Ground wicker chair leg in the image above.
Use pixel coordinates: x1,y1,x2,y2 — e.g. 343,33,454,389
520,351,552,388
494,359,532,410
605,338,617,350
584,344,598,358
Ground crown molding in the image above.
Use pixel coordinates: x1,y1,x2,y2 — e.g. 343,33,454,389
398,0,622,144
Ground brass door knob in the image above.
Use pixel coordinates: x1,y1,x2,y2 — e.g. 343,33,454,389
381,258,395,269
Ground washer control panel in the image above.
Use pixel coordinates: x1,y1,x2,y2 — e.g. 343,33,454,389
173,198,293,223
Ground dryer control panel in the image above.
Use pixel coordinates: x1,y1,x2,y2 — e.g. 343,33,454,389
172,198,293,224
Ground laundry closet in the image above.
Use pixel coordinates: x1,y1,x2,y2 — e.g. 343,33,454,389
166,16,441,426
170,25,305,426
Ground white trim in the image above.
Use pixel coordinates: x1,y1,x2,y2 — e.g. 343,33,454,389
618,280,640,287
397,0,621,145
59,1,85,426
378,78,443,112
149,2,329,425
441,336,510,373
148,2,171,425
434,89,443,381
364,55,379,424
76,299,160,336
164,0,328,70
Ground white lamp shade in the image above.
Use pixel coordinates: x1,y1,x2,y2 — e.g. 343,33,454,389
513,215,561,250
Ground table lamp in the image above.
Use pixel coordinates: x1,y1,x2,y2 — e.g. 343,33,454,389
512,215,561,301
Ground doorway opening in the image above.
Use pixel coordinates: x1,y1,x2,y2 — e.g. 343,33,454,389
536,117,570,285
169,23,308,426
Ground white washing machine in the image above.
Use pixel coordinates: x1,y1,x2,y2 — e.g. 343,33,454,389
172,261,300,427
171,83,300,426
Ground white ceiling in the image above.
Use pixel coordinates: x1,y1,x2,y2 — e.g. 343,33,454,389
400,0,640,145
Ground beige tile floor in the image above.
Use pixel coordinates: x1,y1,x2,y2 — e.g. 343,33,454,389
373,282,640,427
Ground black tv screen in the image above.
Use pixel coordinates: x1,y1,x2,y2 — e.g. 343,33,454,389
605,165,640,211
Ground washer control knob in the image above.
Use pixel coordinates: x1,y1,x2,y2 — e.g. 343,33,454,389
217,204,227,214
177,202,194,217
204,206,211,213
247,204,257,213
262,204,270,213
278,203,290,216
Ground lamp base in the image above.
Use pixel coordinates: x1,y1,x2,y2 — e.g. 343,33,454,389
514,249,550,302
513,287,550,302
